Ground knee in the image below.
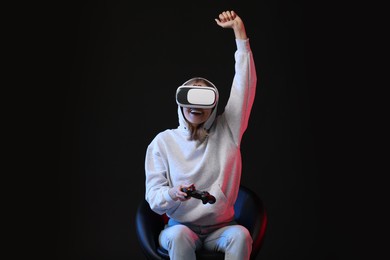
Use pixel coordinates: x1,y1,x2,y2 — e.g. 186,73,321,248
229,225,252,245
224,225,252,260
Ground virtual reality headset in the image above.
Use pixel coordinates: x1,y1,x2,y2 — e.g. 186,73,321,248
176,86,218,109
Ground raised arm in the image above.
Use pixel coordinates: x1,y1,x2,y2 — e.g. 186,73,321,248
216,10,257,146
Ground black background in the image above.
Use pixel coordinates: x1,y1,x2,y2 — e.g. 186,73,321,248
34,0,379,259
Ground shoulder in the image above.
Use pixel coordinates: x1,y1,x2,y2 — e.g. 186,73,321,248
146,129,179,156
148,129,177,146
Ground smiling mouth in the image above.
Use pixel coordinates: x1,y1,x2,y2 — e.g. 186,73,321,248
190,109,203,115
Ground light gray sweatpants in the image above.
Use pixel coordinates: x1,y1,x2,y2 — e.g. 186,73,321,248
159,219,252,260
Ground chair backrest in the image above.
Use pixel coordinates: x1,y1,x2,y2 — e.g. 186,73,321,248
135,185,267,260
234,185,268,258
136,199,167,259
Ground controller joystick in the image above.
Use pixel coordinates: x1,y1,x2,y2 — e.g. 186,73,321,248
181,184,216,204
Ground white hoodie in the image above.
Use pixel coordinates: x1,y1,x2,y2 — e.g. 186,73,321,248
145,39,257,226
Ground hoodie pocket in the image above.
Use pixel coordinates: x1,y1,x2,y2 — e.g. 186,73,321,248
204,184,229,213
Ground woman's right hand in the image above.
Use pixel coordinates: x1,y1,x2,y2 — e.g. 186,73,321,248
168,184,193,201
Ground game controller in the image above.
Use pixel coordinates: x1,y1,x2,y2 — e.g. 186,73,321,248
181,184,216,204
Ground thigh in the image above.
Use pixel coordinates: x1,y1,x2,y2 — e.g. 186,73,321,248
159,224,202,250
203,224,252,251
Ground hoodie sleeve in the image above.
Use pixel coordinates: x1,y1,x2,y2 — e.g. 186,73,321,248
223,38,257,146
144,135,180,215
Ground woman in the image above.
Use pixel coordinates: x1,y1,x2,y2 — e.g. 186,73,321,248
145,10,257,260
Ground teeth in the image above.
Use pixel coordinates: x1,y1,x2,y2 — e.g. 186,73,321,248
190,109,202,114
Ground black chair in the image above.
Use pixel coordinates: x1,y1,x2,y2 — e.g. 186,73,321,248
135,185,267,260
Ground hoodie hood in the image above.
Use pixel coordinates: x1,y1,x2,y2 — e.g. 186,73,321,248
177,77,219,133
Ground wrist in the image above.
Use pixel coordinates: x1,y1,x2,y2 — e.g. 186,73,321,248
233,24,247,39
168,188,178,200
